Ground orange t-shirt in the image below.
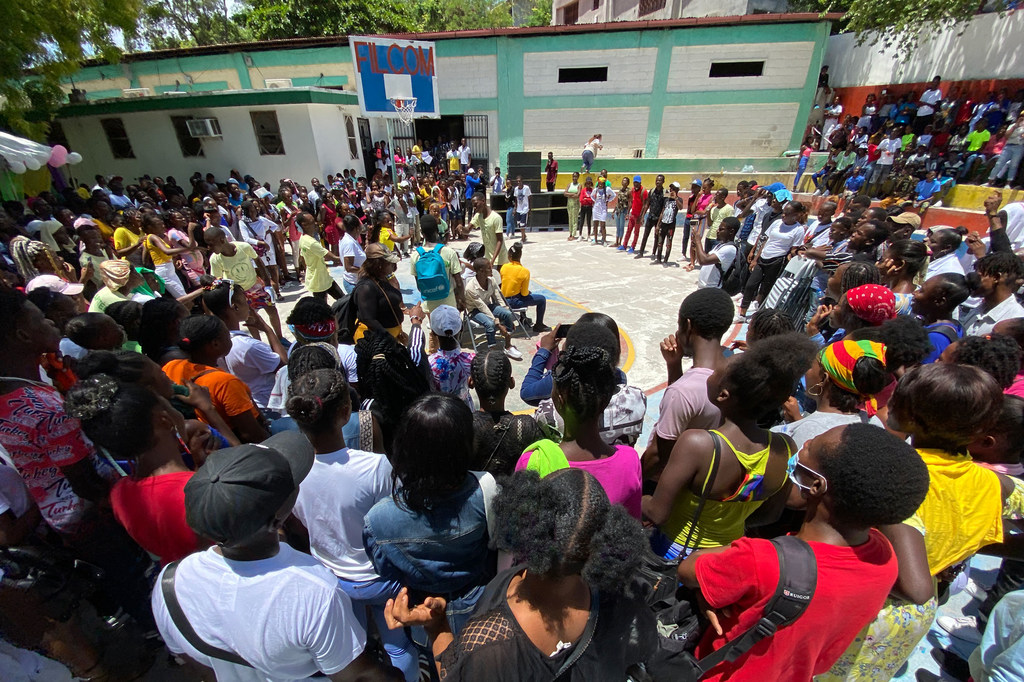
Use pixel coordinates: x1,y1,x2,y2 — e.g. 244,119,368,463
163,359,259,423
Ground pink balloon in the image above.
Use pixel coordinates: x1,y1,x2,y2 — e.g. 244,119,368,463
48,145,68,167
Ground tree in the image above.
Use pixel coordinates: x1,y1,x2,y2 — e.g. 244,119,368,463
521,0,552,27
417,0,514,31
793,0,986,58
136,0,250,50
1,0,140,139
237,0,418,40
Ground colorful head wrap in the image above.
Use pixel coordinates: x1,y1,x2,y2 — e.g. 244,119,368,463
288,318,337,342
98,259,132,290
820,340,887,396
845,284,896,326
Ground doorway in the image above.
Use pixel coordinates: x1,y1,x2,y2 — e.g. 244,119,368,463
357,118,374,179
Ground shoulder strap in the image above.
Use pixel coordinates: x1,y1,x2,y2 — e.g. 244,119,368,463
416,246,425,257
679,432,722,553
358,410,374,451
694,536,817,676
161,562,255,668
554,587,600,680
930,322,962,345
471,471,499,545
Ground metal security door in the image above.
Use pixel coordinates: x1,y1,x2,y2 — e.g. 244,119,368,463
358,118,375,179
464,114,489,173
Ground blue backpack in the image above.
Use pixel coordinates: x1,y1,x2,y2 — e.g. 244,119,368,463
415,244,451,302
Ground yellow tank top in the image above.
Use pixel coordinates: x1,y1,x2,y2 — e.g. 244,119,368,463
145,235,173,265
914,448,1003,574
663,431,789,550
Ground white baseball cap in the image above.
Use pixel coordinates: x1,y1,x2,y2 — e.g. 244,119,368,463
26,274,84,296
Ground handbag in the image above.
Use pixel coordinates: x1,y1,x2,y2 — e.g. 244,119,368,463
763,255,818,330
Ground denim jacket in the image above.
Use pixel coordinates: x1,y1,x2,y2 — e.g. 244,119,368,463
363,473,495,631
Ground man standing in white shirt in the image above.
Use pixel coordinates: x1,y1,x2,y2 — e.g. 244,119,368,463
916,76,944,135
870,129,902,198
151,432,396,681
959,252,1024,335
457,138,472,173
513,176,532,244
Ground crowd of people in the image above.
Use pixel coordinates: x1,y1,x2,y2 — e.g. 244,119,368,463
802,78,1024,209
2,138,1024,682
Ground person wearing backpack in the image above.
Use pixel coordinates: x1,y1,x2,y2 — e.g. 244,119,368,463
410,214,464,314
678,423,930,681
693,217,740,292
910,272,970,362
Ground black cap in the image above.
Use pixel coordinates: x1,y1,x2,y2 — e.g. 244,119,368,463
184,431,314,545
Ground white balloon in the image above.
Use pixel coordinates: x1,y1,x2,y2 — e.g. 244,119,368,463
7,159,26,174
24,157,42,171
32,149,51,165
66,152,83,165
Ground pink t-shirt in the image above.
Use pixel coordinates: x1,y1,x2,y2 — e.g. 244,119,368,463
653,367,722,442
1005,373,1024,399
514,444,642,519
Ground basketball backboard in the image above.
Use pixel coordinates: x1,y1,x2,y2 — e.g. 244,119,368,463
350,36,440,119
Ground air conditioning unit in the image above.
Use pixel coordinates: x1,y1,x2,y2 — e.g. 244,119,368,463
122,88,152,98
163,91,188,96
265,78,293,89
187,118,223,138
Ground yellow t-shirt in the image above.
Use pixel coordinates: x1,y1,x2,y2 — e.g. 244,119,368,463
448,154,459,172
210,242,260,290
299,234,333,294
94,219,114,240
914,448,1004,575
500,260,530,298
114,227,141,259
378,228,396,252
145,234,173,265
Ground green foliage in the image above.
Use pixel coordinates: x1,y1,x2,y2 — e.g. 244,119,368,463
136,0,250,49
237,0,419,39
795,0,986,58
417,0,513,31
522,0,553,27
1,0,140,139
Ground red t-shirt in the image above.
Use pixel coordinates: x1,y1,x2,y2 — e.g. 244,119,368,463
630,188,647,217
694,531,897,681
110,472,201,565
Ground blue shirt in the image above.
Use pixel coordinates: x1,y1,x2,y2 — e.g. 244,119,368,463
844,175,866,191
915,178,942,201
464,174,481,200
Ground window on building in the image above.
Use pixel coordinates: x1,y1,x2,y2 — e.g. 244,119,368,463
100,118,135,159
592,0,599,10
561,1,578,23
250,111,285,155
345,116,359,160
709,61,765,78
558,66,609,83
170,116,205,157
637,0,666,16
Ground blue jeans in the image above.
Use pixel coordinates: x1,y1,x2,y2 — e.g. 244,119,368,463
471,305,514,345
505,205,516,236
615,211,626,241
341,279,356,294
793,156,808,191
990,144,1024,183
336,576,419,681
506,293,546,326
582,149,595,171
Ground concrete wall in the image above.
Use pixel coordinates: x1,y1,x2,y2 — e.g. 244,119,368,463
552,0,788,25
825,12,1024,88
658,102,800,157
437,56,498,99
524,106,649,157
522,48,658,96
59,103,364,186
667,41,815,92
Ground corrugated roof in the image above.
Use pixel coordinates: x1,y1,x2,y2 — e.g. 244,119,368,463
86,12,840,65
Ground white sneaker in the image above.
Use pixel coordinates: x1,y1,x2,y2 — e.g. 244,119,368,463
747,301,760,317
504,346,523,360
936,615,983,644
964,578,988,602
732,315,746,325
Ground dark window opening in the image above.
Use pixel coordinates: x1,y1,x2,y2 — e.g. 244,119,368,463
100,118,135,159
558,66,608,83
709,61,765,78
561,2,578,23
592,0,599,10
637,0,665,16
250,111,285,155
170,116,205,157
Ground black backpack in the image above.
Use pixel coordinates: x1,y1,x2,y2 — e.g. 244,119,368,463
714,241,744,296
628,535,818,681
330,283,363,345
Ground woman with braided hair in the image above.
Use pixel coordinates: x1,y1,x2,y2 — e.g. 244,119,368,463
469,349,544,475
515,344,643,519
355,330,431,453
285,368,418,681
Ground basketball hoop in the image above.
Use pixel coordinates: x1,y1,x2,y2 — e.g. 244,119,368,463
389,97,418,125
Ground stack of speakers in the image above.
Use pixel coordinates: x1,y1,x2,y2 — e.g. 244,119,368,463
505,151,542,193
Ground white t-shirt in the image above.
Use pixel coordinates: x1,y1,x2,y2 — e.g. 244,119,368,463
267,344,358,412
926,252,966,281
152,544,366,681
759,220,806,259
459,145,472,165
877,138,902,166
1003,202,1024,253
698,242,738,289
806,220,833,248
918,88,943,117
0,461,32,518
338,234,366,286
515,185,532,214
293,448,394,581
221,331,282,408
746,199,772,246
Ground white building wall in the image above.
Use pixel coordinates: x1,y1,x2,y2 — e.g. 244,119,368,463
667,42,815,92
523,107,648,157
59,104,349,186
522,48,658,96
307,104,365,178
437,56,498,99
825,12,1024,87
658,103,799,157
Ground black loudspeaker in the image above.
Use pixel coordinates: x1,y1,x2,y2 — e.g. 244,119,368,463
507,151,541,167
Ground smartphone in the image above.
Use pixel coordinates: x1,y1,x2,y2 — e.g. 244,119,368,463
555,323,573,339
